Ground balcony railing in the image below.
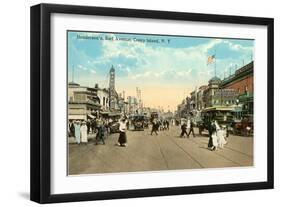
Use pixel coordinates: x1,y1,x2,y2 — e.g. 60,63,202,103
68,99,101,107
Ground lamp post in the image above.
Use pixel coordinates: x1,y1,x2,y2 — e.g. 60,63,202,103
236,98,240,119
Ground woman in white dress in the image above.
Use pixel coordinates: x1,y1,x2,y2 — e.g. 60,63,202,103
214,121,227,149
74,121,81,144
118,118,127,147
80,121,88,144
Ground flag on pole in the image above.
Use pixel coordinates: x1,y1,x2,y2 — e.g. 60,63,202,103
207,54,215,65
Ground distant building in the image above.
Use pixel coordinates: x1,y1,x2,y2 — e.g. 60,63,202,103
203,76,221,107
68,82,101,120
108,65,119,111
196,85,208,110
127,96,138,114
176,97,191,118
190,90,196,110
117,93,127,114
95,84,110,111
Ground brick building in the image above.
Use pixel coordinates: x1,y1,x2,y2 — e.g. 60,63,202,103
220,61,254,115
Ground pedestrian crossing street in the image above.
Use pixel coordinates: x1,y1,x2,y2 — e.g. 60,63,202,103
68,126,253,175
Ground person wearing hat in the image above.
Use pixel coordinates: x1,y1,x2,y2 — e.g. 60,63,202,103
180,121,188,138
187,118,196,138
151,118,159,135
80,121,88,144
74,120,81,145
118,118,127,147
86,120,91,134
95,119,106,145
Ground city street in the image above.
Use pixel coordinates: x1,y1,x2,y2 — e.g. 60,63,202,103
68,126,253,175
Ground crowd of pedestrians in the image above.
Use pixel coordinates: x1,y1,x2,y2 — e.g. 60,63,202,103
68,118,109,145
69,116,227,151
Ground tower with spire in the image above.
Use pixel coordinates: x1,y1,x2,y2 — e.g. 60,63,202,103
109,65,117,110
109,65,115,91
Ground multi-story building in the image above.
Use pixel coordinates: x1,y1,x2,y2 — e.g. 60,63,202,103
220,61,254,114
190,85,208,111
176,96,191,118
196,85,208,110
175,61,254,117
203,76,238,108
127,96,138,115
190,90,196,110
95,84,110,111
203,76,221,107
117,93,127,114
68,82,101,121
108,65,120,111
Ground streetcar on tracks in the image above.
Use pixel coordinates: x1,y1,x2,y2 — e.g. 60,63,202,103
197,106,240,136
132,115,145,131
127,114,145,131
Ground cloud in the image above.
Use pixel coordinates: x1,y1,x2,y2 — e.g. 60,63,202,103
70,32,253,87
78,65,88,71
90,69,96,74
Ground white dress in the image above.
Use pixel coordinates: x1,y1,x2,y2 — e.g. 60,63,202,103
211,132,218,147
187,120,191,131
119,121,127,132
80,125,88,143
215,122,227,148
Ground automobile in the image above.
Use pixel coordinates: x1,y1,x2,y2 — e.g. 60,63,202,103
108,121,120,133
233,114,253,136
132,115,145,131
150,112,159,122
143,118,149,129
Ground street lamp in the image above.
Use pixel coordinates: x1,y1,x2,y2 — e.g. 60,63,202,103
236,98,240,119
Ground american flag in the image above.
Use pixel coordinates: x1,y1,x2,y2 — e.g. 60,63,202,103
207,55,215,65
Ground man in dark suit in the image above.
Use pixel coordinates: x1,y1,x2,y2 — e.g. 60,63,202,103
207,120,216,150
188,120,196,137
180,122,188,138
86,120,91,134
151,119,159,135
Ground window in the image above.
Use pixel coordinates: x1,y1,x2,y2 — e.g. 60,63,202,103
244,85,248,93
74,94,86,101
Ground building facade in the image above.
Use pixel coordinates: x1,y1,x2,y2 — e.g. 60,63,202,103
95,84,110,111
68,82,101,121
203,76,221,107
220,61,254,114
108,65,120,112
127,96,138,115
202,76,239,108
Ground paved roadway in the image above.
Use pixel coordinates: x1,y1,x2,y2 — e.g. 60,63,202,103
68,126,253,175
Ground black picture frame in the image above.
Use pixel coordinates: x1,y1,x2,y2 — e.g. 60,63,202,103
30,3,274,204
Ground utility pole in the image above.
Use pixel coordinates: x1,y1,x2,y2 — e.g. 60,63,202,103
214,49,217,77
72,65,74,82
